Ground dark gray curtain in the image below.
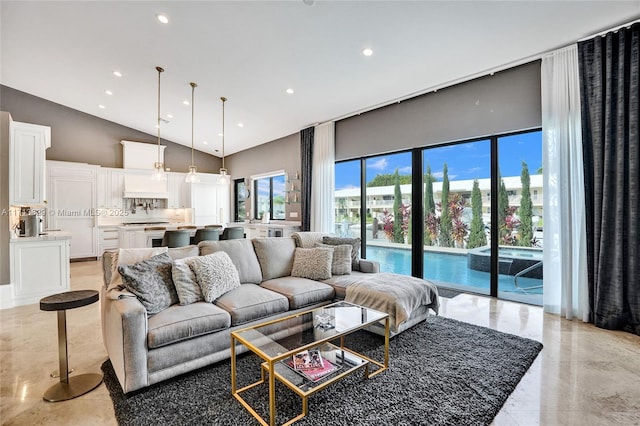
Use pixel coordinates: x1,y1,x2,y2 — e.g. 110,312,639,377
300,127,314,231
578,22,639,335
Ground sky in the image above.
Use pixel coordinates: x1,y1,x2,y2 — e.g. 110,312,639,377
335,130,542,190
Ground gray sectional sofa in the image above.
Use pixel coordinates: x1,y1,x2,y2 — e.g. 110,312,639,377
101,233,439,393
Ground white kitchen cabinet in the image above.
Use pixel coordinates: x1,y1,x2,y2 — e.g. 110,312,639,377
186,176,230,226
97,168,125,210
9,237,70,305
167,172,187,208
47,161,98,259
9,121,51,205
98,226,120,255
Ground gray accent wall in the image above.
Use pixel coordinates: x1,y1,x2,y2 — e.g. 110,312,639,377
335,61,542,161
0,85,221,172
225,133,301,221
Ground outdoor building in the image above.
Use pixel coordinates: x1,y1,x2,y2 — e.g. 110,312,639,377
335,174,544,226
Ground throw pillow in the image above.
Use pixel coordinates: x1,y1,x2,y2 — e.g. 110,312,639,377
190,252,241,303
118,252,178,315
322,236,361,271
315,243,352,275
290,247,333,280
171,256,203,305
108,247,169,293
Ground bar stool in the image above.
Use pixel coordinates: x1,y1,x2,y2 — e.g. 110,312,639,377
194,228,220,244
161,230,191,247
204,224,223,229
220,227,245,240
39,290,103,402
177,225,197,230
144,226,166,231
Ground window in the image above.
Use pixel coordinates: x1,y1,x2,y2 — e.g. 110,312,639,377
253,173,286,220
234,178,246,222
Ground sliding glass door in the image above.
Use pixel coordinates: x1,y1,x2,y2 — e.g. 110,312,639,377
422,140,492,295
334,129,543,306
497,132,543,305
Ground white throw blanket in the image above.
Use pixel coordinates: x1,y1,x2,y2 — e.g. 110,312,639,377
345,273,440,332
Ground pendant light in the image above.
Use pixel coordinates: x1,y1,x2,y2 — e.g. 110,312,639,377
151,66,167,181
185,82,200,183
218,96,230,185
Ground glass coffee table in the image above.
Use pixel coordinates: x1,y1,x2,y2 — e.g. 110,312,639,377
231,301,389,426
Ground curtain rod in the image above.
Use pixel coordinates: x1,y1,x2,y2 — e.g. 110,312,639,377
578,18,640,41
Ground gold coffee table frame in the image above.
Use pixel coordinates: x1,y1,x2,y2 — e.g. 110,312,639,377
231,302,389,426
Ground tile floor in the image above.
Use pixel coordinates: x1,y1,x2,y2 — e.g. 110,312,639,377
1,260,639,425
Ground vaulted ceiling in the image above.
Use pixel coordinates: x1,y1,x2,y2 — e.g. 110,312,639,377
2,1,638,156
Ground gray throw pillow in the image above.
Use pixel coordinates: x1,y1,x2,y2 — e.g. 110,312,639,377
322,236,361,271
171,256,203,305
190,252,241,302
118,252,179,315
315,243,352,275
290,247,333,280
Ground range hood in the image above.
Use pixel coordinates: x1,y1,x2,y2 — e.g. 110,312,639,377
120,141,169,199
123,174,169,199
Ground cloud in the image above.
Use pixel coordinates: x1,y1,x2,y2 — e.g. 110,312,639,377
336,184,360,191
399,166,412,174
432,171,458,180
367,158,388,170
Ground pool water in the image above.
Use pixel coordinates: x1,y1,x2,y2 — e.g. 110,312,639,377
365,246,543,302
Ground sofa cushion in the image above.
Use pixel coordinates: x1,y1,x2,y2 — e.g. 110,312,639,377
199,239,263,284
147,302,231,349
252,237,297,280
291,232,328,248
108,247,168,292
322,236,361,271
171,256,203,305
291,247,333,280
168,245,200,260
261,276,335,309
190,252,241,302
215,284,289,326
118,252,179,315
315,243,352,275
321,271,375,299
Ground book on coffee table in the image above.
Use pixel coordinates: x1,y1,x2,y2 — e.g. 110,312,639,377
291,349,323,370
286,358,340,382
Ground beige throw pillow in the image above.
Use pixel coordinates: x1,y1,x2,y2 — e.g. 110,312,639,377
290,247,333,280
315,243,352,275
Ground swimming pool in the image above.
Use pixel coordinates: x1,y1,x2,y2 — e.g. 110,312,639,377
365,246,544,303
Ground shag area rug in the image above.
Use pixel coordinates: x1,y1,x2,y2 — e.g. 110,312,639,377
102,316,542,426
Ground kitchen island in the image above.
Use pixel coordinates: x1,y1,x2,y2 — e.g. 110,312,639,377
7,231,72,307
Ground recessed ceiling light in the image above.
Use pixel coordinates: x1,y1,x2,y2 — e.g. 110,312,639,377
98,104,105,109
167,114,173,119
362,48,373,57
156,14,169,24
105,90,113,95
286,88,294,94
237,122,244,128
183,100,189,105
113,71,122,77
218,133,223,137
203,141,208,145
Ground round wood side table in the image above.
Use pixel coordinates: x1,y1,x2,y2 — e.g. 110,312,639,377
39,290,103,402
